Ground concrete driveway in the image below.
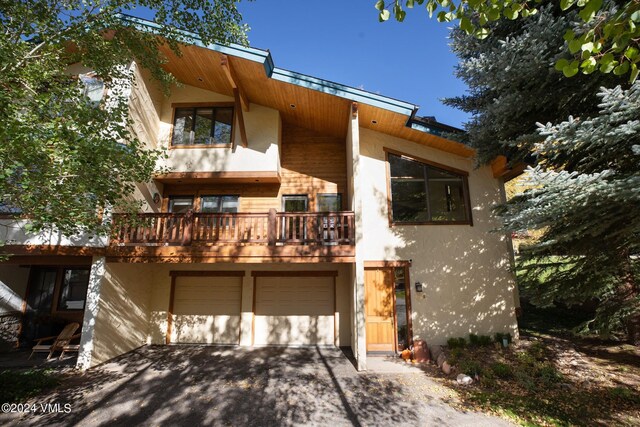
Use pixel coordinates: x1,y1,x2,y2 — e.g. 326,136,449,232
1,346,512,426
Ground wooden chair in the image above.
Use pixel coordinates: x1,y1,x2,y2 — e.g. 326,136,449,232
29,322,81,360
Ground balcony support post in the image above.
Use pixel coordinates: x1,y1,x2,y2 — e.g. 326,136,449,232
267,208,277,246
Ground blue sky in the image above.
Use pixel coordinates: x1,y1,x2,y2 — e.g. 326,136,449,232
237,1,470,128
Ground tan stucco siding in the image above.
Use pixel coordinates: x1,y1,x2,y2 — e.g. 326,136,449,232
155,84,281,174
90,263,153,366
358,128,518,345
129,64,163,149
148,263,352,347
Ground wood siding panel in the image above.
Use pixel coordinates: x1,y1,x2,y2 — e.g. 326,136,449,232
279,124,347,212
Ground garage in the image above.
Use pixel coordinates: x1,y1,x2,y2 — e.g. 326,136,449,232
170,274,242,344
253,272,336,346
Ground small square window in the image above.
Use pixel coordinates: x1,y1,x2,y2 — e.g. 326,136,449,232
168,196,194,213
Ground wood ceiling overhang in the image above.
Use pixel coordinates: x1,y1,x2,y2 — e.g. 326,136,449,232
120,14,474,158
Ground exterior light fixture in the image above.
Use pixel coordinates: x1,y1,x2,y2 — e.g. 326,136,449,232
415,282,423,292
152,193,161,205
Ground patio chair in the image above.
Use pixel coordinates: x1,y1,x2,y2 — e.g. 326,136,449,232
29,322,81,360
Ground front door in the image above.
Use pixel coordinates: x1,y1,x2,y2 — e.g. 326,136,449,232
364,268,396,352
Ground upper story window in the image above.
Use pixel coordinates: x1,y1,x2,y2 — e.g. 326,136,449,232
388,151,471,225
317,193,342,212
201,195,238,213
168,196,194,213
171,106,233,147
167,195,239,213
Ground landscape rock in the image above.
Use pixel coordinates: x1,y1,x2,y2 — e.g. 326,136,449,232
456,374,473,385
442,361,451,374
436,353,446,368
430,345,443,361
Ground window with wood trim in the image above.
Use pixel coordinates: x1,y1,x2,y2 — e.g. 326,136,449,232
200,195,238,213
171,106,233,146
388,152,471,224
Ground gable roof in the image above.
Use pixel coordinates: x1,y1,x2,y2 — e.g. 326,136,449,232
120,14,474,158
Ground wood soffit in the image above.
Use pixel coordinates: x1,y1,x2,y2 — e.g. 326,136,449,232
157,41,474,158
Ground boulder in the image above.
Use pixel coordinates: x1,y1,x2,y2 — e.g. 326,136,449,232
456,374,473,385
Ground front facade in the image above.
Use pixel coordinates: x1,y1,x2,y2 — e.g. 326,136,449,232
0,21,519,370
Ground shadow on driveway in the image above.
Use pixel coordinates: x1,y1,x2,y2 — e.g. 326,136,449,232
0,346,512,426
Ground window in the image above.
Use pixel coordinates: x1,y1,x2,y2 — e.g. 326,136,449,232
282,195,308,212
79,73,105,106
388,152,470,224
200,196,239,213
57,268,90,311
317,194,342,212
168,196,194,213
171,106,233,146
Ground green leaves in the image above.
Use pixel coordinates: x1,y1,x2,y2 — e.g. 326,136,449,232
0,0,247,236
374,0,640,81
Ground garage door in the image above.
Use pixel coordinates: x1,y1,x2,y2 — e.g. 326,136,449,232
254,276,335,346
171,276,242,344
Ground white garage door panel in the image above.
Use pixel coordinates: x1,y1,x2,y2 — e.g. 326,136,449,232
254,276,334,346
172,276,241,344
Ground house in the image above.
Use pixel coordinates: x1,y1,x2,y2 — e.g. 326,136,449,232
0,16,519,370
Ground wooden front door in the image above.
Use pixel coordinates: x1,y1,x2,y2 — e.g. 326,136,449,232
365,268,396,352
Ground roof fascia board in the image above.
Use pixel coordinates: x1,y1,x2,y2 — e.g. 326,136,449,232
117,14,270,64
270,68,416,116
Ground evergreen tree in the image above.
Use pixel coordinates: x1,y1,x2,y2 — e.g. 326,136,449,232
500,83,640,343
445,4,639,342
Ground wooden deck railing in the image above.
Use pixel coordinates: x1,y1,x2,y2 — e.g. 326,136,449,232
110,209,355,246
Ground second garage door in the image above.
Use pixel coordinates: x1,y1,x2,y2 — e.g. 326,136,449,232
254,276,335,346
171,276,242,344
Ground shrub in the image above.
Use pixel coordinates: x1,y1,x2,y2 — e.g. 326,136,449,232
449,347,464,365
527,341,547,360
490,362,513,379
458,359,483,376
468,333,480,347
515,351,537,367
478,335,493,346
0,369,60,403
447,337,466,349
609,387,640,403
536,363,562,386
514,369,537,392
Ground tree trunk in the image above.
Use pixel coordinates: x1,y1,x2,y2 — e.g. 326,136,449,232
621,251,639,346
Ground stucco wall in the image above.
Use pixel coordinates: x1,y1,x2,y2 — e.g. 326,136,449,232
0,220,107,247
90,263,153,366
155,84,281,174
147,263,352,347
358,128,518,345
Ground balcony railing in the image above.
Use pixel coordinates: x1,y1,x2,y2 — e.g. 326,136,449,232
110,209,355,246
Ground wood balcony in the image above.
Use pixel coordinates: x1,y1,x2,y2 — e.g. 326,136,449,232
107,210,355,263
